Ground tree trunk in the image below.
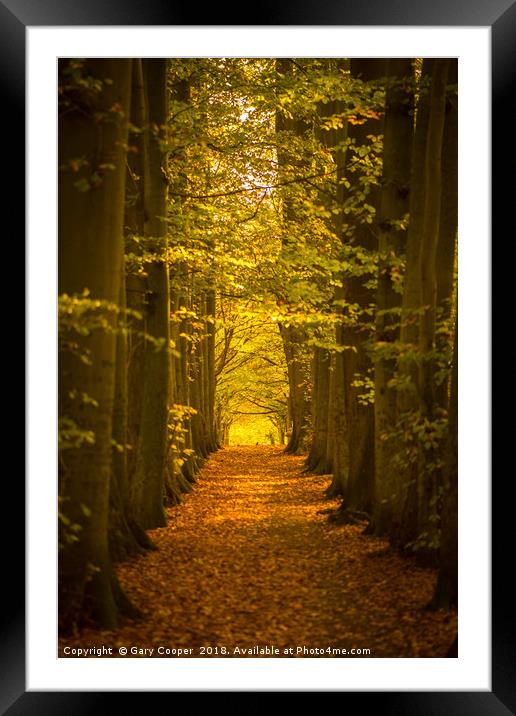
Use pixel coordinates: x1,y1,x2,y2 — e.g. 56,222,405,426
280,324,311,454
306,348,332,473
325,345,349,498
397,60,456,552
58,59,133,630
201,296,212,451
124,60,148,491
108,59,156,560
275,59,312,455
371,59,414,537
431,311,458,608
419,60,450,415
395,59,435,548
324,351,336,474
177,281,199,481
109,267,148,562
338,59,386,519
416,59,450,555
133,59,170,530
435,59,458,412
206,289,219,450
189,291,209,460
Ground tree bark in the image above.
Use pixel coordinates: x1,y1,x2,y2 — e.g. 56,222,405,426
306,347,332,473
189,289,209,461
371,59,414,537
416,59,450,554
395,59,435,548
109,267,148,562
58,59,133,630
176,276,200,481
431,310,458,608
435,59,458,412
280,324,311,454
206,289,219,450
133,59,170,530
125,59,148,494
325,341,349,498
275,59,312,455
339,59,386,519
107,59,157,560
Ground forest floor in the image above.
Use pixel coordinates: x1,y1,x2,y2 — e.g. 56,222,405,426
59,446,457,658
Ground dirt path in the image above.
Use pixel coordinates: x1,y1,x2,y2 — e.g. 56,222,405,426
60,446,457,657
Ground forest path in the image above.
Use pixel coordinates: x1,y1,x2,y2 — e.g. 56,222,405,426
61,446,456,657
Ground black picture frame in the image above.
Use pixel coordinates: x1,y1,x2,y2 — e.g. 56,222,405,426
12,0,507,711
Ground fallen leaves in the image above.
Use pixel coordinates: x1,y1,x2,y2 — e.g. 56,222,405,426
59,445,457,657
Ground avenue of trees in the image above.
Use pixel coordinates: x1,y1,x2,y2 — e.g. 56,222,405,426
58,57,458,631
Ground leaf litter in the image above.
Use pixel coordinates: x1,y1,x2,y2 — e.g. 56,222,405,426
59,445,457,657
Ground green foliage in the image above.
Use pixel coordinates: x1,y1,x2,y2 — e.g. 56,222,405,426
58,417,95,451
58,59,106,106
351,372,375,405
167,404,198,471
58,290,169,357
58,290,172,467
381,407,448,555
58,496,84,551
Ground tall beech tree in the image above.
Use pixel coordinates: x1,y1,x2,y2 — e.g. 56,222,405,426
335,59,385,517
371,59,414,537
313,61,350,496
394,59,435,548
108,265,144,562
132,59,171,530
167,72,201,487
120,59,166,552
125,60,148,493
58,59,134,629
418,59,450,424
435,58,458,412
275,58,312,455
431,308,458,608
109,60,154,561
414,58,450,554
305,346,332,473
387,59,456,556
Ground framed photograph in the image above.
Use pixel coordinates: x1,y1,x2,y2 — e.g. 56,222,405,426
13,0,506,710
